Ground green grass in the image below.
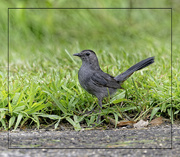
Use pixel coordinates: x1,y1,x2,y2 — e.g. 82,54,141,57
0,0,179,131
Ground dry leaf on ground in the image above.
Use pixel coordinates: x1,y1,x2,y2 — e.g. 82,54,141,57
150,117,163,126
133,120,149,128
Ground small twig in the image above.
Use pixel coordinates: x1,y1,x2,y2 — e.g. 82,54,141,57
81,104,98,115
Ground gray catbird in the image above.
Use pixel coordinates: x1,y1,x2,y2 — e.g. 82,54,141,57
73,50,154,123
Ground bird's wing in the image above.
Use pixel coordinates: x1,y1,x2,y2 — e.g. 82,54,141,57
91,71,122,89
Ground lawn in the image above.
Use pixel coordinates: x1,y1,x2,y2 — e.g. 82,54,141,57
0,0,179,130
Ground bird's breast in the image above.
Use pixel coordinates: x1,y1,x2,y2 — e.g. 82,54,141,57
78,66,92,90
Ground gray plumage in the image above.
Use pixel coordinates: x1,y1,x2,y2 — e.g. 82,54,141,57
73,50,154,123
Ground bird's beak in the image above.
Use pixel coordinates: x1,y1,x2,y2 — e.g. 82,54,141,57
73,53,81,57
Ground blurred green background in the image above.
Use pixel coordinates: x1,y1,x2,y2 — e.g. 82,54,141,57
0,0,179,130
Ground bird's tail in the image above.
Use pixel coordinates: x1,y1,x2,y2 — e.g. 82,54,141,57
114,57,155,83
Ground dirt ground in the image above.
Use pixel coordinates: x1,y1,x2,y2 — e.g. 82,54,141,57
0,124,179,156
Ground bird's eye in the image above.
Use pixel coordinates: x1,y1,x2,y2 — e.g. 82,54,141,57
86,52,90,56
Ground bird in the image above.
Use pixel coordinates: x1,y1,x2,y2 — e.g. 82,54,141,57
73,50,154,123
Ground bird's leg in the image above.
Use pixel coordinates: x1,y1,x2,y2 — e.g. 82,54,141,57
96,97,102,124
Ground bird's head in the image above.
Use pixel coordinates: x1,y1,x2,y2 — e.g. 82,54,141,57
73,50,100,70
